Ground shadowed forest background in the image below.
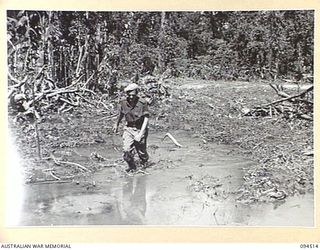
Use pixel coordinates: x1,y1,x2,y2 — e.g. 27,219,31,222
7,10,313,91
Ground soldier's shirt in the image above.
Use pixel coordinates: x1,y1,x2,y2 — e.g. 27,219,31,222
120,97,149,129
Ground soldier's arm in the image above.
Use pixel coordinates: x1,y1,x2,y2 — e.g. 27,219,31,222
139,116,149,136
136,100,149,140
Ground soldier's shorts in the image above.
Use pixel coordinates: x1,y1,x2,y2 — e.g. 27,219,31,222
123,126,149,164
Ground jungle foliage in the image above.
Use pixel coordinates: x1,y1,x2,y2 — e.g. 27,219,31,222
7,10,314,89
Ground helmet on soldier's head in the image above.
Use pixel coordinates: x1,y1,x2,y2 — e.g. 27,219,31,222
124,83,139,92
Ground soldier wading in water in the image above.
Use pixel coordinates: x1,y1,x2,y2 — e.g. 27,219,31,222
113,83,149,172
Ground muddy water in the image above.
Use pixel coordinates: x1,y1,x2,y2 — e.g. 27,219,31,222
13,131,313,226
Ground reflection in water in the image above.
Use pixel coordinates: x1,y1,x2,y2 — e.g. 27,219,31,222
118,176,147,224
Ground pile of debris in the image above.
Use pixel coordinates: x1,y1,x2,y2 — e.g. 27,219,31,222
137,75,170,105
8,71,104,120
8,72,171,122
242,82,313,121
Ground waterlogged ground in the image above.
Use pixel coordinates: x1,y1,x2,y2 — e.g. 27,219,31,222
8,131,313,226
7,79,314,227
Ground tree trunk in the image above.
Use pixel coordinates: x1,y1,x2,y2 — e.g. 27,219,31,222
158,11,166,73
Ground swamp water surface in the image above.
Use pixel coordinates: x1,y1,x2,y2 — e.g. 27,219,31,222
7,131,314,226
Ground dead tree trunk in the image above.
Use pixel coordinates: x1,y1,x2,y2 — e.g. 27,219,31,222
158,11,167,73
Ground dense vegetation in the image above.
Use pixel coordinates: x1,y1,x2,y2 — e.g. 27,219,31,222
7,10,314,91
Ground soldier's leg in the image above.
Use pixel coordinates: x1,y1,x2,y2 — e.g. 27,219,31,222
123,127,136,171
134,130,149,167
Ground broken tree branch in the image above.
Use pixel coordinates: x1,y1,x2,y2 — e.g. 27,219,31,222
82,72,96,89
28,180,72,185
46,88,78,98
67,74,84,89
59,97,80,107
262,85,313,107
75,93,96,106
98,114,118,121
49,171,61,180
50,154,91,173
164,132,183,147
299,114,313,121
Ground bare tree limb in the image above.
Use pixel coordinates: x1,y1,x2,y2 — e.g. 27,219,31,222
82,72,96,89
46,88,78,98
75,93,96,106
59,97,79,107
262,86,313,107
49,171,61,180
98,114,118,121
163,132,183,147
50,153,92,173
299,114,313,121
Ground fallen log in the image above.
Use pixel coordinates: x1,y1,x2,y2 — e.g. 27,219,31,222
75,93,96,106
163,132,183,147
59,97,80,107
57,102,68,114
27,180,72,185
98,113,118,121
81,87,97,96
46,88,78,98
50,154,92,173
60,106,74,114
96,101,110,110
262,85,313,107
28,86,94,108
